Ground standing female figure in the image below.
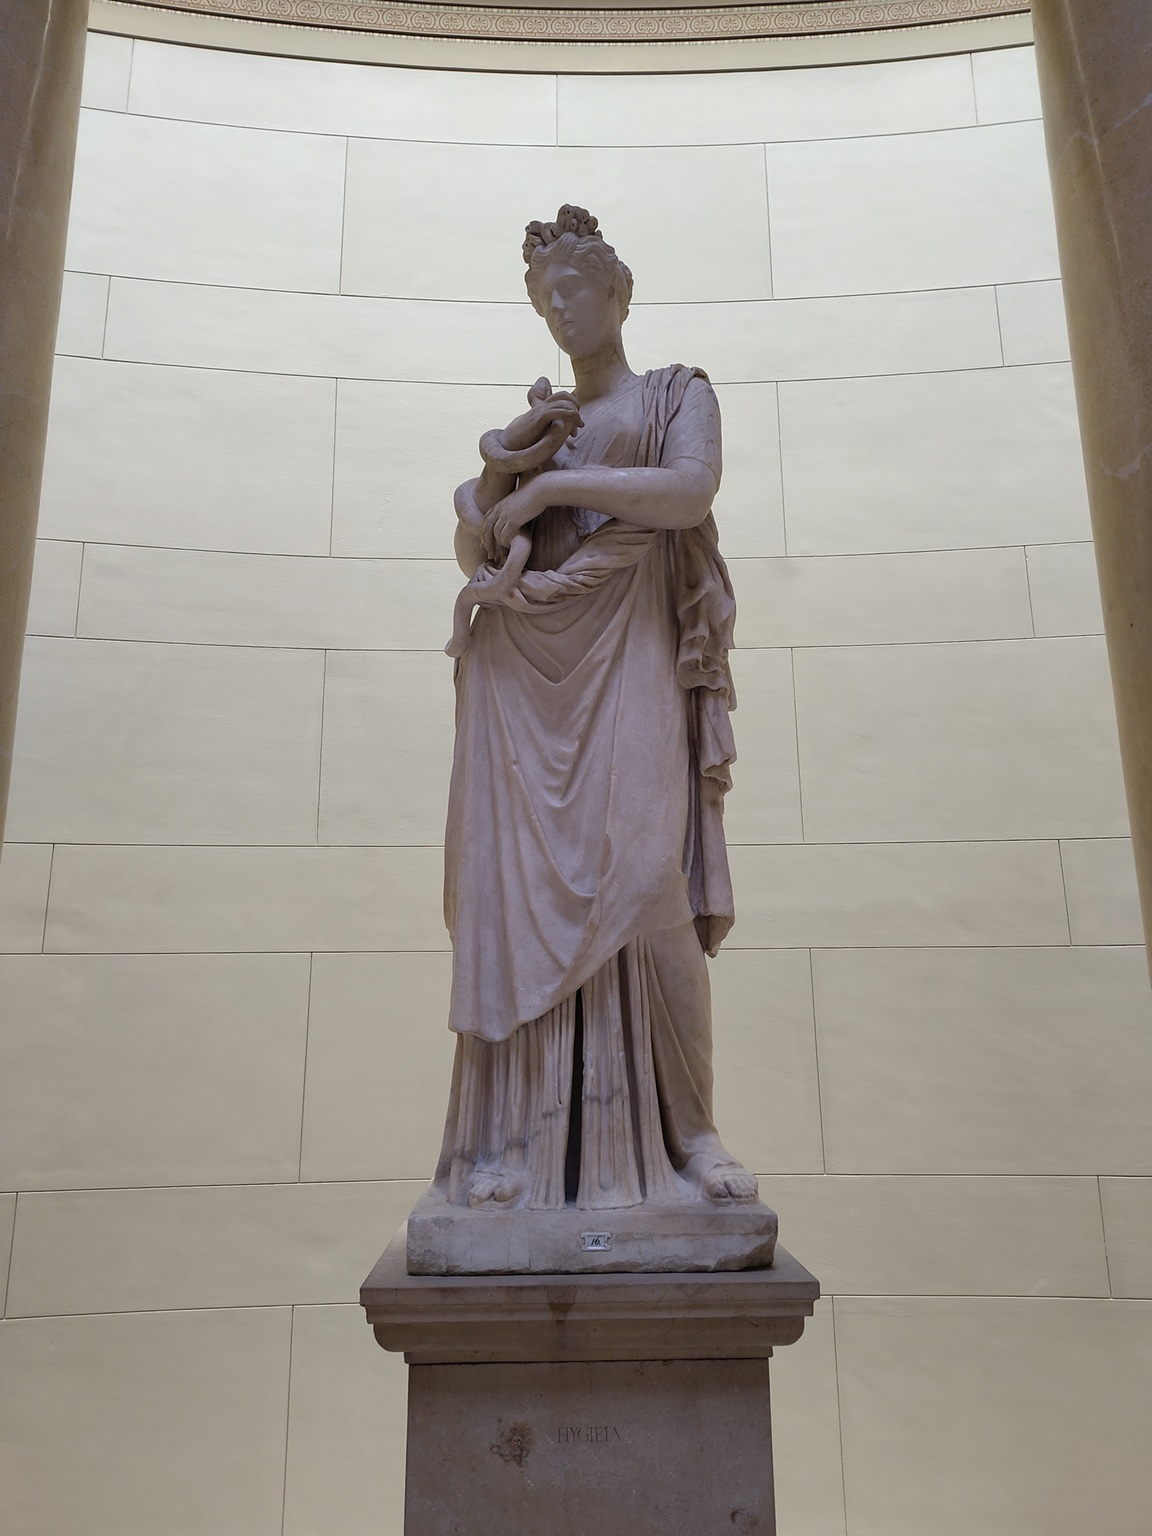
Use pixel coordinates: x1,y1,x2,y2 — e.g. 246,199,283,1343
436,206,758,1219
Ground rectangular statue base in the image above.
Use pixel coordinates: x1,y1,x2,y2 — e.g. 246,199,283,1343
406,1186,778,1275
408,1357,773,1536
362,1230,820,1536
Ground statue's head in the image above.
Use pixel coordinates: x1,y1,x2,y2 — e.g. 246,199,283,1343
523,205,634,358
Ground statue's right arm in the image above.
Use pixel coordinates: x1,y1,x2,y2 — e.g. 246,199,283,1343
453,388,580,575
454,467,515,576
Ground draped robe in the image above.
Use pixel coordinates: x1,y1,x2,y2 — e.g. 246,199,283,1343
436,364,740,1210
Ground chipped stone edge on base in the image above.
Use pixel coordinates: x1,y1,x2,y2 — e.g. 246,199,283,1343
404,1185,779,1275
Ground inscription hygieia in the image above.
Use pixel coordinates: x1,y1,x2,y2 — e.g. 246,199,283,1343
557,1425,624,1445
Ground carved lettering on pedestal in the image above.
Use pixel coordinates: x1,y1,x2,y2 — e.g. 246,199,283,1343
557,1424,624,1444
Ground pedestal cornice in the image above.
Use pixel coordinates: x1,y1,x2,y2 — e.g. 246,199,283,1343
362,1231,820,1364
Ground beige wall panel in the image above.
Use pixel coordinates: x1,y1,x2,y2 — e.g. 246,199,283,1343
6,1181,424,1317
557,54,975,148
40,357,336,554
283,1304,408,1536
320,651,455,846
1060,838,1146,946
618,285,1002,388
723,648,803,845
731,547,1033,649
1099,1179,1152,1300
104,277,546,384
54,270,108,357
332,380,528,559
814,946,1152,1175
767,120,1058,299
66,108,345,290
1025,540,1104,636
710,383,785,559
728,840,1069,949
77,545,461,650
45,844,446,953
81,31,132,112
301,952,455,1182
766,1304,847,1536
767,1174,1109,1297
972,43,1042,124
5,638,324,845
996,278,1070,364
793,637,1129,843
708,948,824,1176
0,1308,291,1536
342,140,771,306
780,364,1090,556
0,953,309,1190
26,539,81,637
128,39,556,144
835,1296,1152,1535
0,845,52,955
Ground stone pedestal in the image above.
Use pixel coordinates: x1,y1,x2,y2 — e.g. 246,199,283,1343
362,1230,819,1536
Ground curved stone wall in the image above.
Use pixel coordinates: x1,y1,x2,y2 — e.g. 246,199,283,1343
0,28,1149,1536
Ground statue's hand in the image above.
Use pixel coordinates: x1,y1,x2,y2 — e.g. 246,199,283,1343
499,377,582,454
485,476,545,552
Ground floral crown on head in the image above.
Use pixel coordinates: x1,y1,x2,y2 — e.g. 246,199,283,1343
522,205,611,265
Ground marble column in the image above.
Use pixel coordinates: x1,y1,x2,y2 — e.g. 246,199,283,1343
0,2,87,845
1031,2,1152,965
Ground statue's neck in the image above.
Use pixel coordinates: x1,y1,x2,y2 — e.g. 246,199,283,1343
571,343,636,405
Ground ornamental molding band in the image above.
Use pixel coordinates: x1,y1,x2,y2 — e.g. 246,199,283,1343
119,0,1031,46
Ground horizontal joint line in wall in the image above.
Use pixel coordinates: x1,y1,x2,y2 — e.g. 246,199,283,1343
6,1293,1132,1323
79,100,1044,154
9,836,1109,852
31,633,1103,656
64,349,1071,388
38,541,462,561
78,265,1063,307
4,1177,428,1196
33,539,1087,562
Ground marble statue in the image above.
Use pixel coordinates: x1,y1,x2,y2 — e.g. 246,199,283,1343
407,206,778,1274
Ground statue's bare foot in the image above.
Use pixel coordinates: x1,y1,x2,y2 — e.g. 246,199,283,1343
467,1169,526,1209
684,1152,759,1204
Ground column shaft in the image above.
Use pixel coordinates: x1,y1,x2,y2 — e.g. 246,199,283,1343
1031,2,1152,963
0,1,88,844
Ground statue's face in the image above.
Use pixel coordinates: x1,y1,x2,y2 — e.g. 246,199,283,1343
535,258,619,359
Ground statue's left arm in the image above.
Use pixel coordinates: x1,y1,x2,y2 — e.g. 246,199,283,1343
486,373,722,549
486,459,714,548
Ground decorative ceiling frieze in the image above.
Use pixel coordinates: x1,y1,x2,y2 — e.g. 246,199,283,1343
117,0,1032,46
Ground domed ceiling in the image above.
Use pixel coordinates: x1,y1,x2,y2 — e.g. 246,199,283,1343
119,0,1030,48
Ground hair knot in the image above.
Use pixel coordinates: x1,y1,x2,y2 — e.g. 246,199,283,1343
522,205,602,265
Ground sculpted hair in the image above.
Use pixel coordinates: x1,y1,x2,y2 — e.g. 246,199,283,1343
523,204,634,322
